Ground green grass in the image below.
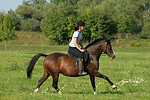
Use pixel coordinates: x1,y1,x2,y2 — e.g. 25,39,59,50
0,44,150,100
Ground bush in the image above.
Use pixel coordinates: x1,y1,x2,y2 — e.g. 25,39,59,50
20,18,41,31
41,3,77,45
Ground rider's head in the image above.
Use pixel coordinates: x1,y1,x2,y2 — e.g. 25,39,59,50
74,20,85,31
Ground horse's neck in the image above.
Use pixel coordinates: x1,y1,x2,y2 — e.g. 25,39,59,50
87,43,103,61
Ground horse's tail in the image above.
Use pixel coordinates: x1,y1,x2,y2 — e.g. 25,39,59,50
27,53,48,78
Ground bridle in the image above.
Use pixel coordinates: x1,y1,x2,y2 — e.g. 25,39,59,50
86,41,111,64
104,42,112,55
87,41,111,55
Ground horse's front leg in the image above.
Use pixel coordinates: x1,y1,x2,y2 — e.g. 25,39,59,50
90,75,97,94
94,71,117,90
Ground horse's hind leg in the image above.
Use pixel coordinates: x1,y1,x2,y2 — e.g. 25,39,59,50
34,71,50,93
52,73,62,94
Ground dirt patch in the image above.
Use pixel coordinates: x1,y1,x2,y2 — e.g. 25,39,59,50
16,33,49,41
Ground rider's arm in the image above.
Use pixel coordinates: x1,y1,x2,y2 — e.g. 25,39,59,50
74,38,85,52
74,38,82,51
79,41,84,49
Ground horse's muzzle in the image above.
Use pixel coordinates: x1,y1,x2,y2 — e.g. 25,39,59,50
110,55,115,59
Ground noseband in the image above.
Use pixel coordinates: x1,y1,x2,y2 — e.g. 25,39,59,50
101,42,111,55
105,42,112,55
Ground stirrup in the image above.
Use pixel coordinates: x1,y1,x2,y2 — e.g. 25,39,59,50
81,71,87,75
78,70,82,75
78,70,87,75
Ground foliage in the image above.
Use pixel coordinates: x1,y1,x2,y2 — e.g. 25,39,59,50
22,0,47,6
41,3,77,45
20,18,41,31
8,9,21,30
32,4,44,21
0,14,16,41
15,5,34,19
15,0,47,31
0,13,16,53
2,0,150,43
117,14,127,33
79,6,106,40
50,0,79,5
140,11,150,38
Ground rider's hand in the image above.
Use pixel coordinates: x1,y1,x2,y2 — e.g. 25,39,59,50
80,49,85,53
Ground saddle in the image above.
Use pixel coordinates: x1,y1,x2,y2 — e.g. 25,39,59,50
67,51,91,71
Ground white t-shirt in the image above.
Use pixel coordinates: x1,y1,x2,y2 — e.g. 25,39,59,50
69,31,82,47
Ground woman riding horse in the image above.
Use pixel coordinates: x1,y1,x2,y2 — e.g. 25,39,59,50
27,38,117,94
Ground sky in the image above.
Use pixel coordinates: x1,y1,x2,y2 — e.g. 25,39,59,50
0,0,50,13
0,0,23,13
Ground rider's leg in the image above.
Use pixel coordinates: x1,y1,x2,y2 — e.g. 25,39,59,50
78,59,87,75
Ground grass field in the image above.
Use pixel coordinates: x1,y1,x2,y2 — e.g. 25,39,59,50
0,44,150,100
0,32,150,100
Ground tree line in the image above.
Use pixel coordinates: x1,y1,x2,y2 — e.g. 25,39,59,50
0,0,150,44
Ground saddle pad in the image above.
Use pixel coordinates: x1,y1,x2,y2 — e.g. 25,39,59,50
67,52,80,65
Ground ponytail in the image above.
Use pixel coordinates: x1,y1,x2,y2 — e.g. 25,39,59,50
73,26,78,31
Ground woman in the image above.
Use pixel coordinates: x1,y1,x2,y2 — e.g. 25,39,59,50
68,20,87,75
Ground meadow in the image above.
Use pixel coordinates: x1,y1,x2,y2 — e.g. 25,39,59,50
0,38,150,100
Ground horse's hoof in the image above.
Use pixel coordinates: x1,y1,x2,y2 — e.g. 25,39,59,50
34,88,39,94
112,85,117,90
58,91,62,95
94,91,97,94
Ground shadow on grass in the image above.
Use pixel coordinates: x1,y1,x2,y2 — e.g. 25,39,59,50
64,91,124,95
100,91,124,94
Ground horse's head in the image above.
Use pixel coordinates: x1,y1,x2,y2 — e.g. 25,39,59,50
85,38,116,59
102,38,116,59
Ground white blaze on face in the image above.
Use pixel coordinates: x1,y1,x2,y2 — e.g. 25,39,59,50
110,43,115,56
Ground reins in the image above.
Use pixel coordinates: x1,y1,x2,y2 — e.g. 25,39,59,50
85,41,111,64
86,41,107,55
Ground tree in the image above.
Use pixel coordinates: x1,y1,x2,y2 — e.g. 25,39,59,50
117,14,128,38
22,0,46,21
50,0,79,5
22,0,47,7
8,9,21,30
15,0,47,31
65,16,76,41
20,18,41,31
32,4,45,21
12,0,149,42
0,14,16,53
141,11,150,38
41,2,77,44
77,1,115,41
15,4,34,19
85,7,105,40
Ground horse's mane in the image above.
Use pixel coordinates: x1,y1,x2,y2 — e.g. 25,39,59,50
85,38,106,49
